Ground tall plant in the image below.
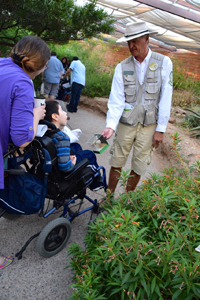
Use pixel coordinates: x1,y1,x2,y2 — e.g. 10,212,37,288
185,96,200,136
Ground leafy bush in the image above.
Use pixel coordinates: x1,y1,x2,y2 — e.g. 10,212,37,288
172,90,197,108
173,59,198,92
184,114,200,130
68,134,200,300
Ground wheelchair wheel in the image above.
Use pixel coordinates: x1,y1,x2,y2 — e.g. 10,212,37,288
0,208,21,220
36,217,71,258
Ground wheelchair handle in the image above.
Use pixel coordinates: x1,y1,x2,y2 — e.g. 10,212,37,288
5,168,25,175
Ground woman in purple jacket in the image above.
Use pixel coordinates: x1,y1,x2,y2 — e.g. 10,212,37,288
0,35,50,269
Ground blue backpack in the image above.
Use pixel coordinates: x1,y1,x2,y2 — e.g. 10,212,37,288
0,148,52,215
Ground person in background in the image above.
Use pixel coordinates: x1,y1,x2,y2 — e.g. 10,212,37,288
61,56,69,72
43,51,63,100
0,35,50,268
62,56,85,113
61,56,69,81
102,21,173,195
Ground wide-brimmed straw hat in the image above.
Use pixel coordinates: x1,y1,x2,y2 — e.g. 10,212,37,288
117,21,157,43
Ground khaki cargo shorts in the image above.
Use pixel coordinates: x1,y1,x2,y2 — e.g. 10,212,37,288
109,122,156,175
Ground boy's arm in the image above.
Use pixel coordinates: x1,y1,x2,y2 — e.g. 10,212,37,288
52,131,75,173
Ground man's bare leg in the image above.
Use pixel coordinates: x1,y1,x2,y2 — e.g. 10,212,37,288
108,166,122,194
126,170,141,192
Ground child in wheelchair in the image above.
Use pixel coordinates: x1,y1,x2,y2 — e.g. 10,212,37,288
43,100,104,191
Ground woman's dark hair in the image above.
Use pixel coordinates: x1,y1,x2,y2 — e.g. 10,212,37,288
44,101,59,122
61,56,68,68
11,35,51,72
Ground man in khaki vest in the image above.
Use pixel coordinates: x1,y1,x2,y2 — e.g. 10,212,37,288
102,21,173,194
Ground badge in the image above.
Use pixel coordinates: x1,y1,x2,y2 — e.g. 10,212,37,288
168,71,173,86
123,71,134,75
149,62,158,71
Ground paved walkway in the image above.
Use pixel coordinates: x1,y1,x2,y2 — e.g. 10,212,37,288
0,107,170,300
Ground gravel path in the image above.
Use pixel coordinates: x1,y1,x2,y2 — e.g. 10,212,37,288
0,107,170,300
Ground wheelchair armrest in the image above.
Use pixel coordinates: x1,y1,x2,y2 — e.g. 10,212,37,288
63,158,89,180
5,167,25,175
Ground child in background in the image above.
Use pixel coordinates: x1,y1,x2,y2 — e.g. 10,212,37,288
44,100,104,190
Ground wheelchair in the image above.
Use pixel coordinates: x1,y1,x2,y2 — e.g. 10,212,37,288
0,136,107,258
56,79,71,102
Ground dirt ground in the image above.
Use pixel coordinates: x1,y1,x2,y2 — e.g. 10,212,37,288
160,120,200,171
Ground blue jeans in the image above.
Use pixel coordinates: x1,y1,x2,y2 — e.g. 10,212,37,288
70,143,99,168
67,82,84,112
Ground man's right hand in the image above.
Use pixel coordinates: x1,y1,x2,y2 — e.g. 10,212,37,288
101,128,114,139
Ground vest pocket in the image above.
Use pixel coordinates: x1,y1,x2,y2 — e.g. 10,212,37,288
146,71,158,83
124,75,135,84
120,108,133,121
145,85,159,100
120,106,138,126
125,87,136,103
143,104,158,126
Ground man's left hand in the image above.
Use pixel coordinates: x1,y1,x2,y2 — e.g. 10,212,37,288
152,131,164,148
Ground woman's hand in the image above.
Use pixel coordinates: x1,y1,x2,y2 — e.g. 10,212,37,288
33,105,46,140
70,155,77,165
33,105,46,120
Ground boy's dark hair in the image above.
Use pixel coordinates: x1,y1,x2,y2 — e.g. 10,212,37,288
44,100,59,122
51,51,57,56
72,56,79,61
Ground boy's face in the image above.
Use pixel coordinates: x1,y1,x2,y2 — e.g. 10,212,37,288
57,105,68,127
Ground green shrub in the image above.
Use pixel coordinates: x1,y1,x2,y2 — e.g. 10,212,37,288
172,59,200,107
183,114,200,130
173,59,197,91
68,134,200,300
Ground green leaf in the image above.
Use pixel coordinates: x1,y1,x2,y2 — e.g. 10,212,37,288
151,277,156,293
158,231,163,240
152,218,158,228
172,289,183,300
121,271,131,286
95,295,107,300
119,261,123,278
111,266,119,277
192,285,200,297
185,295,196,300
141,278,148,293
135,263,143,275
109,287,123,297
162,264,168,278
155,286,161,297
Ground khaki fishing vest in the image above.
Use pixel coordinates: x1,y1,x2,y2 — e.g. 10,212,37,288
119,52,164,127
